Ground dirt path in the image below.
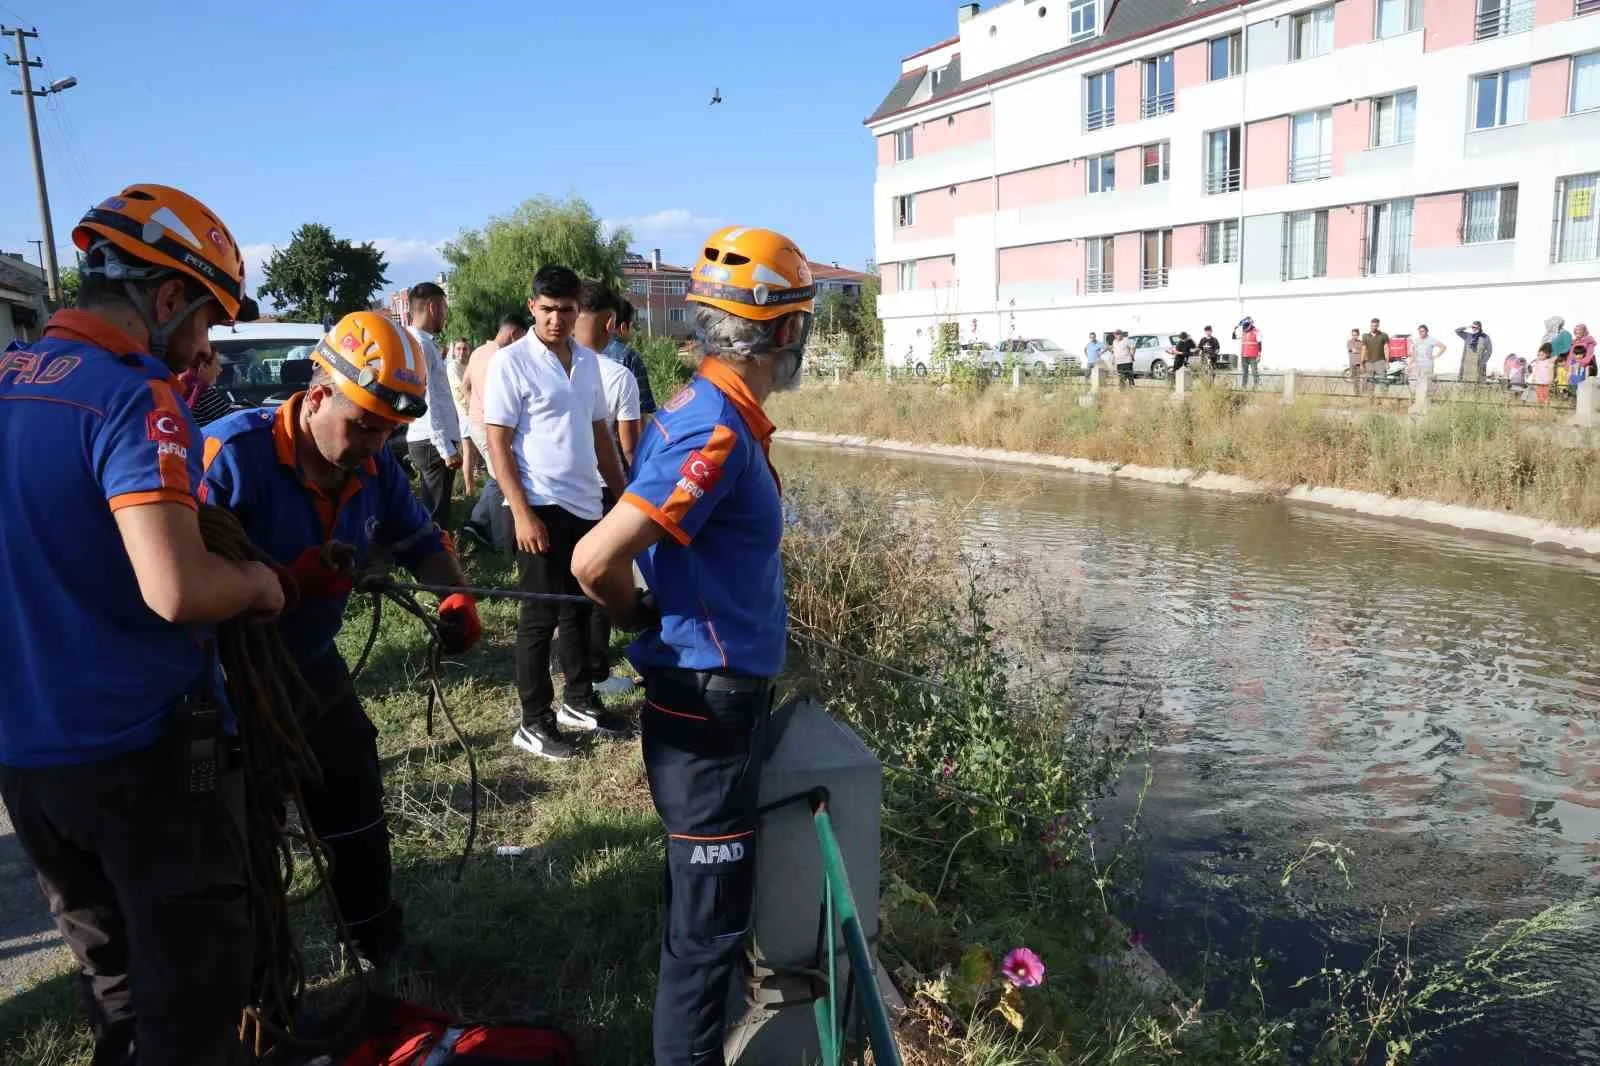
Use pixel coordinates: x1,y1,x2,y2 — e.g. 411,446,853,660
0,805,71,1000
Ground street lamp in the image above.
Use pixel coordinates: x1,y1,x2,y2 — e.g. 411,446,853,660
46,75,76,93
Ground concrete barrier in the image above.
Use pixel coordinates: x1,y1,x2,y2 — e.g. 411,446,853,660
1079,365,1103,408
1171,366,1190,405
1572,378,1597,429
1282,369,1296,406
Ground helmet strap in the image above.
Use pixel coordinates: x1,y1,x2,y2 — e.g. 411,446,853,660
123,280,213,369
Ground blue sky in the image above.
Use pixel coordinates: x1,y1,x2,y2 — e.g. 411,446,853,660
0,0,954,299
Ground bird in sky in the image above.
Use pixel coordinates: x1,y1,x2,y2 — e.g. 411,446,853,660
710,87,722,106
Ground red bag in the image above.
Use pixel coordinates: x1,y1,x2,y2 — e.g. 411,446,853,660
339,999,575,1065
1386,336,1410,363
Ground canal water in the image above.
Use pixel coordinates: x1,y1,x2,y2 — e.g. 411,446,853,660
778,441,1600,1065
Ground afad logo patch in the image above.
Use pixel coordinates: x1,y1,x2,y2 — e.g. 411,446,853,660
689,841,746,865
662,386,696,414
146,410,190,459
676,449,723,500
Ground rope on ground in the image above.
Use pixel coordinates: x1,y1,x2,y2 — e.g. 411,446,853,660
198,506,370,1062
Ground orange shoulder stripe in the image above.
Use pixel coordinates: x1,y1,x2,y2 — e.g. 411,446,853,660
144,380,193,497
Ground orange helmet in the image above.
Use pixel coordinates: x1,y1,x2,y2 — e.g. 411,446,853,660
73,184,255,323
688,227,816,323
311,311,429,423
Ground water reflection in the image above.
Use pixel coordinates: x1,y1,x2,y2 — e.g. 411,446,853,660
778,442,1600,1062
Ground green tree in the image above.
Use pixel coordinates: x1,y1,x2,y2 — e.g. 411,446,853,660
441,195,629,342
813,277,882,368
257,223,389,324
59,268,80,308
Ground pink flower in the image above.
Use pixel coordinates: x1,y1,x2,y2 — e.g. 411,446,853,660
1001,947,1045,988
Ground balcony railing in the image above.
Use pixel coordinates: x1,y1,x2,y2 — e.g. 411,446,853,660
1140,92,1175,118
1364,250,1411,276
1084,271,1115,294
1289,154,1332,182
1580,0,1600,15
1475,0,1535,38
1084,106,1116,131
1140,267,1170,290
1203,167,1241,194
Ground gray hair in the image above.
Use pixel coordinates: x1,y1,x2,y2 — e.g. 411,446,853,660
692,304,777,365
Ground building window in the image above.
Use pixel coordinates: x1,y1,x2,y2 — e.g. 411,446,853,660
897,260,918,289
1142,142,1170,185
1573,53,1600,113
1370,90,1417,147
1088,152,1116,194
1580,0,1600,15
1069,0,1099,42
1475,0,1535,40
1084,70,1115,130
667,308,688,324
1473,67,1530,129
894,127,915,162
894,194,916,228
665,279,688,295
1554,173,1600,262
629,279,648,295
1141,53,1175,117
1204,220,1240,264
1289,108,1333,182
1463,185,1518,243
1376,0,1423,37
1208,32,1242,81
1365,199,1414,275
1204,127,1242,193
1290,5,1334,61
1141,229,1172,289
1282,209,1329,280
1085,237,1115,293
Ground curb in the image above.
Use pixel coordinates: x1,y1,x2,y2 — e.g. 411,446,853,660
774,430,1600,558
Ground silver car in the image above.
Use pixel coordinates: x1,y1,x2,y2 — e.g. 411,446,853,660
1124,332,1237,378
979,337,1079,376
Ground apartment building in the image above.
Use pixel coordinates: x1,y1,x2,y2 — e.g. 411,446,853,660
869,0,1600,371
623,250,695,340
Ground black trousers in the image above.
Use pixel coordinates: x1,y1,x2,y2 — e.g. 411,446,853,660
297,653,400,962
0,738,251,1066
514,504,598,721
641,669,771,1066
407,439,456,531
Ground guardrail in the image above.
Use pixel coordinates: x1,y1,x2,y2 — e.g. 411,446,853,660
1203,168,1241,194
1476,0,1535,38
810,797,902,1066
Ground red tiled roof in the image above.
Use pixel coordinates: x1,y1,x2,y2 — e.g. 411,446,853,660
808,261,869,282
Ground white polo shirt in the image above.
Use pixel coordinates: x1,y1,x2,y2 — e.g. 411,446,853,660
483,333,609,520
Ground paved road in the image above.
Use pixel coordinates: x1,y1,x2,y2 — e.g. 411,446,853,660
0,805,71,1000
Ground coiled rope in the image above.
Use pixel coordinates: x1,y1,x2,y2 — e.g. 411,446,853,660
197,506,369,1062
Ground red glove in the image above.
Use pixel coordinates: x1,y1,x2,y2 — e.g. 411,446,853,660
437,593,481,654
289,543,355,600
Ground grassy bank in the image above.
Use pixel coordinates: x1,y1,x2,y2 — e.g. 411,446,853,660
2,479,1588,1065
768,379,1600,528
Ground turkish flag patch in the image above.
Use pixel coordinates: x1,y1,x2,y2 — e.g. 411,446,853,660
678,449,724,494
146,410,191,447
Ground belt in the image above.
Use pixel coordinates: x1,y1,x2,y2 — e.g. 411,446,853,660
650,666,774,697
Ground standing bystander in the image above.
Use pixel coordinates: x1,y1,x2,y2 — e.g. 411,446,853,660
602,299,658,418
484,266,629,760
460,313,528,552
1531,343,1556,403
1113,330,1135,385
1455,321,1493,382
1234,317,1263,387
1197,325,1221,376
445,337,480,486
403,282,463,529
1084,331,1106,369
1361,318,1390,388
1346,327,1365,388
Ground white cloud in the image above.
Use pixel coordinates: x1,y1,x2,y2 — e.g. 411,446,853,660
601,208,726,246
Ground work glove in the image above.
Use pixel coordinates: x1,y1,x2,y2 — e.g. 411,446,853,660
289,541,356,600
437,593,482,654
619,588,660,633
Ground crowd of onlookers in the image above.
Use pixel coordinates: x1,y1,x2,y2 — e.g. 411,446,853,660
1343,315,1593,402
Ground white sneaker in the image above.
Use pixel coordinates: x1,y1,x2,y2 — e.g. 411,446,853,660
593,675,636,698
512,721,577,761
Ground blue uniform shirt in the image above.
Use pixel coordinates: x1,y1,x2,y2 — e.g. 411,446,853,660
200,393,446,665
0,311,216,768
622,358,785,678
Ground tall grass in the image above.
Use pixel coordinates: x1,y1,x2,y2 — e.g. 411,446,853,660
769,380,1600,527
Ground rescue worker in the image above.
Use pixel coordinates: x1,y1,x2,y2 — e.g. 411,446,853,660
1233,316,1263,388
572,226,813,1065
200,310,481,964
0,184,284,1065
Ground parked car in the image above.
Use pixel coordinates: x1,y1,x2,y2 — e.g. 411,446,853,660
980,337,1079,376
208,321,324,408
911,342,984,376
1124,332,1237,379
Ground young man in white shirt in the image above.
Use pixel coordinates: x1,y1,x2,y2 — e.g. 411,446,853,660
575,280,643,698
403,281,463,529
484,266,629,759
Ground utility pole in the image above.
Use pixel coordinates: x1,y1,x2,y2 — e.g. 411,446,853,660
4,27,68,307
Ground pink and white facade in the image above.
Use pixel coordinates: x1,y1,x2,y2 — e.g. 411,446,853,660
870,0,1600,371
